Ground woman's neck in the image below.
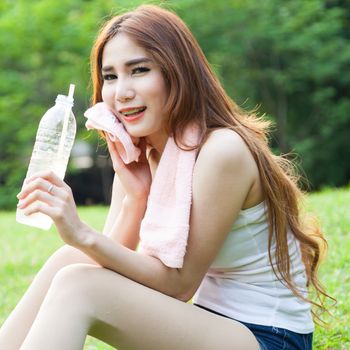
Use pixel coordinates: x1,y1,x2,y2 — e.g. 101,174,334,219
145,128,169,156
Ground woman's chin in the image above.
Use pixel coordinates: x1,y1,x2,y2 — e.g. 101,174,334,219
125,126,150,139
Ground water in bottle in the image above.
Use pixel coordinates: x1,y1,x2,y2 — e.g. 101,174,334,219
16,84,76,230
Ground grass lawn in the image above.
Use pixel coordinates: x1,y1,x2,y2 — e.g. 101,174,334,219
0,187,349,349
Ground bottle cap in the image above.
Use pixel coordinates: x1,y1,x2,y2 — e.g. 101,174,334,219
55,84,75,106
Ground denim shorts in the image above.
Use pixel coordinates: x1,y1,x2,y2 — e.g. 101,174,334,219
194,304,313,350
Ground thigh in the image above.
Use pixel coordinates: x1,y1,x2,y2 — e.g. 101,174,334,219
53,264,260,350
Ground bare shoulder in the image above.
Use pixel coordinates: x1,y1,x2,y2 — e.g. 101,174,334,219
197,128,254,171
194,128,262,209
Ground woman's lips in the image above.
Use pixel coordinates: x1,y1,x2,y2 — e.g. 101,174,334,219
122,109,146,122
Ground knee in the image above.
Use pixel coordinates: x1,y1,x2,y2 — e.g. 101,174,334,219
44,264,99,309
46,245,95,268
38,245,97,284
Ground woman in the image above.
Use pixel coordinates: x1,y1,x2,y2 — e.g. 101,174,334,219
0,5,328,350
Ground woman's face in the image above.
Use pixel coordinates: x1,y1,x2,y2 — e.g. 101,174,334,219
101,33,168,141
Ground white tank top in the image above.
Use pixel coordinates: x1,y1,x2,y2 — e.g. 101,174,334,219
193,201,314,334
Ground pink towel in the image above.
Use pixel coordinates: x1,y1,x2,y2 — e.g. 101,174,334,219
84,102,200,268
139,123,199,268
84,103,141,164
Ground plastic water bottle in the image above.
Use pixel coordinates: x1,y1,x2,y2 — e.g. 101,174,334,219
16,84,76,230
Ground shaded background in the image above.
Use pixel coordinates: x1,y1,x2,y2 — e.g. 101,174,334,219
0,0,349,209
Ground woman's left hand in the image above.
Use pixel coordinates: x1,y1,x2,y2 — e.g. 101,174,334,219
17,170,87,246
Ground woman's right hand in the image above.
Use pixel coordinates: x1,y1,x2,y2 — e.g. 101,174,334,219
105,136,152,202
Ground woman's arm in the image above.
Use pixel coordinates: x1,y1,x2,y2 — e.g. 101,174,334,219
73,129,260,300
102,174,144,250
103,137,152,249
18,129,259,301
102,173,126,235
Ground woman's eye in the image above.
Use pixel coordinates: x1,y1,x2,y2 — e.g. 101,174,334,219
132,66,150,75
102,74,117,81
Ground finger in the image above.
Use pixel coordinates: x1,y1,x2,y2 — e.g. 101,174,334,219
21,200,61,220
17,188,62,210
105,136,125,171
25,170,66,188
18,177,66,201
138,137,148,163
130,135,140,145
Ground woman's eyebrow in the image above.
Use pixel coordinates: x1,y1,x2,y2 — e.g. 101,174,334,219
125,57,152,67
101,66,114,73
102,57,152,72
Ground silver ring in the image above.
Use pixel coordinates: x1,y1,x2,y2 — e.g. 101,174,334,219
47,184,54,194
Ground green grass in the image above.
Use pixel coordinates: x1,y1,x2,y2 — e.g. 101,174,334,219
0,188,349,349
304,187,350,349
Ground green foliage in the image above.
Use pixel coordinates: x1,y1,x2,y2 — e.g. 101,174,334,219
1,188,349,348
176,0,350,189
1,0,349,209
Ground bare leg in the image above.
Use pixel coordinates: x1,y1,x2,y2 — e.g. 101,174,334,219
0,245,97,350
20,264,260,350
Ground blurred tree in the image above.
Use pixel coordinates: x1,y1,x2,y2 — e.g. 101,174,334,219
0,0,349,209
176,0,350,189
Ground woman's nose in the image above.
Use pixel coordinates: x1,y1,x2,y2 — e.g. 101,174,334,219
115,79,135,103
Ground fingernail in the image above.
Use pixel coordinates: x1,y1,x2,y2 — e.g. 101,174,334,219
17,200,24,208
16,192,22,199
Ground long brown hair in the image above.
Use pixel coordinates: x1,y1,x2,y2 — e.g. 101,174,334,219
90,4,332,319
